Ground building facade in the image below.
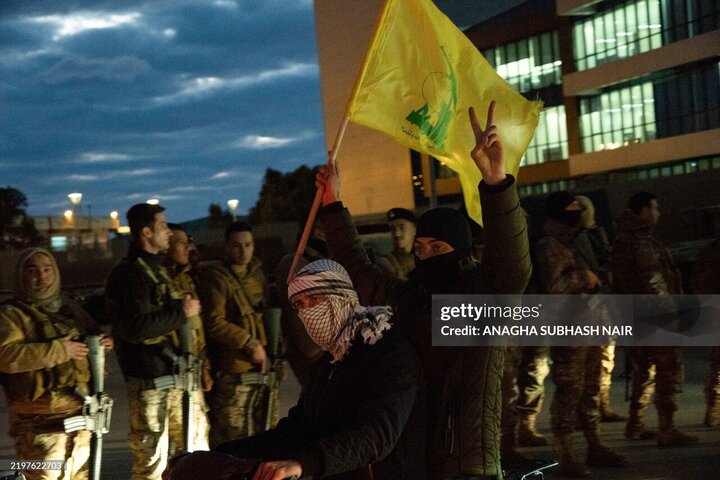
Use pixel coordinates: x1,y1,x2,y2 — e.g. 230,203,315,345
314,0,720,241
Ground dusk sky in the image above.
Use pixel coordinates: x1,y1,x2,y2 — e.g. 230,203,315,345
0,1,521,223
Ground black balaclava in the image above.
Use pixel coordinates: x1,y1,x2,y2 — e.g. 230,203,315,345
545,191,582,227
414,208,473,288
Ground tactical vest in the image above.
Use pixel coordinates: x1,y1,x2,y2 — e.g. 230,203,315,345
1,300,91,403
135,257,181,350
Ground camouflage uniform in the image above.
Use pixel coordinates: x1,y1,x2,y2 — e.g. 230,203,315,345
611,210,696,445
105,244,187,480
691,239,720,427
0,300,94,480
164,262,211,452
374,249,416,281
199,258,271,447
574,229,626,422
501,346,550,453
535,218,625,474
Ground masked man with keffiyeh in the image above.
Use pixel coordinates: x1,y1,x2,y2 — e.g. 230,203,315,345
0,248,113,480
210,259,426,480
314,102,531,480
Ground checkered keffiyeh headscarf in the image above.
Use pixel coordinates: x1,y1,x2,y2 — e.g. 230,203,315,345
288,259,392,363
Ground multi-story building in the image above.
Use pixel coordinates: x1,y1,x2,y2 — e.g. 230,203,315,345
314,0,719,243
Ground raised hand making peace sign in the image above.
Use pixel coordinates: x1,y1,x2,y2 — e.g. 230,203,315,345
469,100,507,186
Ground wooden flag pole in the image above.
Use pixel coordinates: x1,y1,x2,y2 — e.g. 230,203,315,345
286,116,350,284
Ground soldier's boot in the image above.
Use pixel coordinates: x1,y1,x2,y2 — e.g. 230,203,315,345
705,391,720,427
599,390,627,422
553,435,590,478
584,427,627,467
517,414,549,446
657,412,699,446
624,409,656,440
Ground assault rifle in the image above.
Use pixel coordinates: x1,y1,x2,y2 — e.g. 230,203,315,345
154,322,203,452
64,335,113,480
262,308,283,431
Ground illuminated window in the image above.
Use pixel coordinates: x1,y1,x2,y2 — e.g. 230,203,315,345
51,236,68,252
522,105,568,166
579,62,720,153
483,32,561,93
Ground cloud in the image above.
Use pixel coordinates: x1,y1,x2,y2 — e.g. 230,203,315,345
30,11,142,41
40,55,150,84
234,131,316,150
76,152,146,163
210,171,232,179
153,62,317,104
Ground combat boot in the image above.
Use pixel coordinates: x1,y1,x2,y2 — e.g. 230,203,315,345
599,390,627,422
584,427,627,467
553,435,590,477
624,409,656,440
517,414,549,446
657,412,699,446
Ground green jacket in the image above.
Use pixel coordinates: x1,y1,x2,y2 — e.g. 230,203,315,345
199,258,267,374
318,178,530,478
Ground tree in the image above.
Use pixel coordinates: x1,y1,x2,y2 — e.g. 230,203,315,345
249,166,318,225
0,186,40,249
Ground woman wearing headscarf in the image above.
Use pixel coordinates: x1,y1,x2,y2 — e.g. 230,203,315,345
0,248,112,480
211,259,425,480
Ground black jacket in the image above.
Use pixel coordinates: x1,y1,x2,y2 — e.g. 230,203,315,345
216,327,426,480
105,243,186,378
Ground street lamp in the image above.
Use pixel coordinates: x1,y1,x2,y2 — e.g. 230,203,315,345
227,199,239,221
147,198,160,205
68,193,83,224
110,210,119,230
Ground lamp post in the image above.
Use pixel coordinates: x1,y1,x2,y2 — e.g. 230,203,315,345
68,193,83,223
227,199,239,221
68,193,83,249
110,211,119,230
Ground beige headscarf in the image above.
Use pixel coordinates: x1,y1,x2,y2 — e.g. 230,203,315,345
15,247,62,311
576,195,596,229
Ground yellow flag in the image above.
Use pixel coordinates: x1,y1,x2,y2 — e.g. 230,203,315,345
345,0,541,224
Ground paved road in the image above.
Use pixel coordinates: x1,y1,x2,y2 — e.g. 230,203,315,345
1,349,718,479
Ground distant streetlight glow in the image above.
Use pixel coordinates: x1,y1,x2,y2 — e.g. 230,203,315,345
227,198,239,221
64,209,73,220
68,192,83,205
146,198,160,205
110,210,120,229
110,210,118,219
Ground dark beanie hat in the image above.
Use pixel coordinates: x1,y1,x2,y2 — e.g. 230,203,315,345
387,207,417,224
416,208,472,257
545,191,577,221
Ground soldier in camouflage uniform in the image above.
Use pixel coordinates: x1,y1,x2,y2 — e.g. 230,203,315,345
535,192,625,477
574,195,626,423
199,221,270,447
106,204,201,480
374,207,417,281
691,213,720,428
0,248,112,480
611,192,698,446
163,224,212,452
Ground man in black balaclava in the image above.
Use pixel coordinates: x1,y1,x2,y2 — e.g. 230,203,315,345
412,207,474,290
534,191,626,477
316,101,532,479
